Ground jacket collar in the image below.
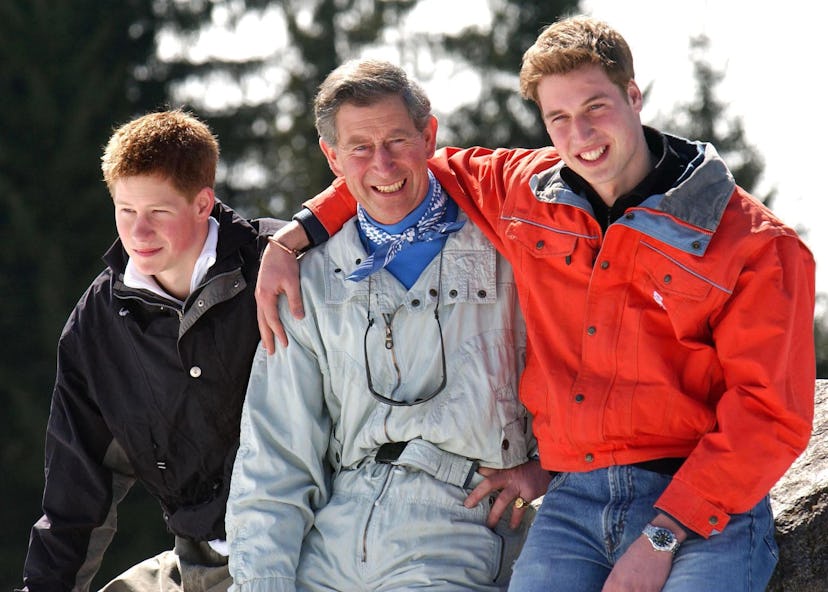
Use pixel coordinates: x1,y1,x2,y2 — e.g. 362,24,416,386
561,127,687,232
530,131,735,254
322,211,498,310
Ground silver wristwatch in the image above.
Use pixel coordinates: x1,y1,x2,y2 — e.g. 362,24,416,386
642,523,680,554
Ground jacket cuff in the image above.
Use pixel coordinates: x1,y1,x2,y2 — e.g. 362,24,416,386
655,477,731,538
292,207,329,248
302,177,357,239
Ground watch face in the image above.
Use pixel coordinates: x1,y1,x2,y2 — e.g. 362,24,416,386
652,528,674,548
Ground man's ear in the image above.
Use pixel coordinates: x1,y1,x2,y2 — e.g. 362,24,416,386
194,187,215,219
423,115,438,158
319,138,344,177
627,79,643,113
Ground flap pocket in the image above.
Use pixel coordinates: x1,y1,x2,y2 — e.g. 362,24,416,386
637,241,713,301
505,218,578,259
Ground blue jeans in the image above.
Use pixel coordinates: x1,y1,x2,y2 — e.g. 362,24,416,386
508,466,778,592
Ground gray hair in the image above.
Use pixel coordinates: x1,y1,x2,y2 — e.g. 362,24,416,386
314,59,432,146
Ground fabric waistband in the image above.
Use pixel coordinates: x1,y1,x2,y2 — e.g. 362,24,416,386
374,439,481,489
630,457,685,476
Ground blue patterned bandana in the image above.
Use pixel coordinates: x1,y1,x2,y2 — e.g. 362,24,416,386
347,171,465,282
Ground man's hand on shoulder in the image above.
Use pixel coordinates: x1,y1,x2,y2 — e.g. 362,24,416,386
256,221,309,353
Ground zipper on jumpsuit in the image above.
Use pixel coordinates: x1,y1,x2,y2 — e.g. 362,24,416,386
359,267,445,563
361,464,396,563
360,299,404,564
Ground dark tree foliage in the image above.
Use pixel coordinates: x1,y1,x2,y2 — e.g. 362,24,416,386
653,35,772,205
0,2,166,587
410,0,580,149
180,0,421,218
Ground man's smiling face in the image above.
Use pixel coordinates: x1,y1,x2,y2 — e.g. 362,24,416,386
320,94,437,224
538,64,650,205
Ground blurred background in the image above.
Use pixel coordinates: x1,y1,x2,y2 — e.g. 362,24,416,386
2,0,825,588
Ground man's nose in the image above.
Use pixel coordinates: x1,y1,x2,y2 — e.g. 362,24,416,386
132,213,153,238
372,144,396,171
572,115,594,141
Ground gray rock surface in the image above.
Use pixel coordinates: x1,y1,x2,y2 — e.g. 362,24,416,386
768,379,827,592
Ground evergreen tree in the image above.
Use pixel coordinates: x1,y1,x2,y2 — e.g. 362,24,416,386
653,35,772,204
404,0,580,149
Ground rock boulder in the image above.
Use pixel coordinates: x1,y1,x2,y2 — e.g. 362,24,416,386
768,379,827,591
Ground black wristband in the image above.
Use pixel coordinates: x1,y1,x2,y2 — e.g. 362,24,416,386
293,207,330,248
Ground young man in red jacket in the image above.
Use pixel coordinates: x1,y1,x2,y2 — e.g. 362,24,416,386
256,16,815,591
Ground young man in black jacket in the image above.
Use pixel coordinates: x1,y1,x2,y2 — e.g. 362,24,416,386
18,110,281,592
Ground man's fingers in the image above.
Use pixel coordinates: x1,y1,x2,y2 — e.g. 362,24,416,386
464,477,496,509
269,307,289,350
281,271,305,321
258,294,290,351
257,306,277,354
485,492,525,529
254,240,305,353
508,504,527,529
